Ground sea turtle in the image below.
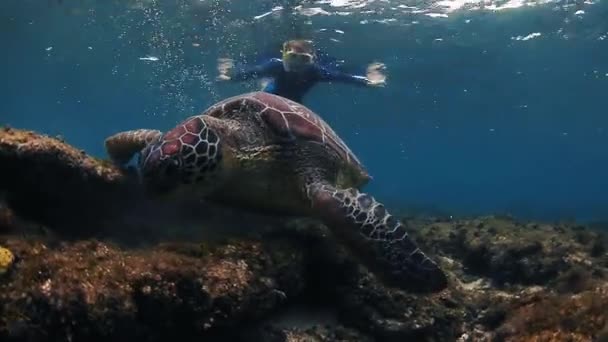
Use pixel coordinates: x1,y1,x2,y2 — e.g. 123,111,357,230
104,92,447,292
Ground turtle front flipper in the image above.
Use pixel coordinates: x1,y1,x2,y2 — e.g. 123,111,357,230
104,129,162,165
307,182,448,292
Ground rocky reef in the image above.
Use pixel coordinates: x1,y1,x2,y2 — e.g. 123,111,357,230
0,126,133,237
0,127,607,342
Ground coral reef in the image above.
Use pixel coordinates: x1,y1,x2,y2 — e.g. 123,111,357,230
0,127,607,341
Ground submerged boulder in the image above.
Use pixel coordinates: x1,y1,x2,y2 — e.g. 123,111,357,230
0,126,135,236
409,216,607,287
494,283,608,342
0,236,306,342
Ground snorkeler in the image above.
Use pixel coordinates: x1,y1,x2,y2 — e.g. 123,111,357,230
216,39,386,103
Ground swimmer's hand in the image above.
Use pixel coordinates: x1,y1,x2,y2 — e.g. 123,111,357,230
366,62,387,87
367,78,386,87
216,57,234,81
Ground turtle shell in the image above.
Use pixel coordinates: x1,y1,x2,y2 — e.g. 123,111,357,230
205,91,370,183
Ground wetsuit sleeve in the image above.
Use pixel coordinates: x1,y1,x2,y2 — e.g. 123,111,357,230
317,66,370,86
230,58,282,81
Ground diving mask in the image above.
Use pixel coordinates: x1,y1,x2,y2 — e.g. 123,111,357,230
282,50,314,69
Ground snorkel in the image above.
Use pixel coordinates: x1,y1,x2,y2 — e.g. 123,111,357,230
281,40,315,72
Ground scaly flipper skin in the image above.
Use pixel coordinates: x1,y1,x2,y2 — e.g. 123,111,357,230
307,182,448,292
104,129,162,165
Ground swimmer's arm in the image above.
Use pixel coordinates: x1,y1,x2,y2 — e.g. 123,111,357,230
229,58,283,81
317,66,371,86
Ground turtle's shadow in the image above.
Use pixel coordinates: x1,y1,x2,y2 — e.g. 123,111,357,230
105,193,292,247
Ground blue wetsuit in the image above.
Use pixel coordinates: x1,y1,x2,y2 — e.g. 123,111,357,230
230,58,369,103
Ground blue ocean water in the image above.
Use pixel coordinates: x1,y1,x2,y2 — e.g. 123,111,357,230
1,0,607,222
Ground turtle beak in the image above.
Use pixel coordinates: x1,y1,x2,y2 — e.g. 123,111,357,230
146,158,181,195
139,145,182,196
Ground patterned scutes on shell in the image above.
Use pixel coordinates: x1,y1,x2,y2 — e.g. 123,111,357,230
204,91,370,181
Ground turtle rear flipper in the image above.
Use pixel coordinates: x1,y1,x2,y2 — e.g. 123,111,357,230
307,182,448,293
104,129,162,165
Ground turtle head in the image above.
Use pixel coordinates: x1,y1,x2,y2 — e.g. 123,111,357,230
139,116,223,196
139,143,182,195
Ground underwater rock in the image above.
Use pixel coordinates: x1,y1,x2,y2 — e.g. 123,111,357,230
0,127,138,236
409,216,607,287
246,324,374,342
282,220,470,341
331,273,469,341
0,213,606,342
0,236,306,342
493,283,608,342
387,215,608,341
